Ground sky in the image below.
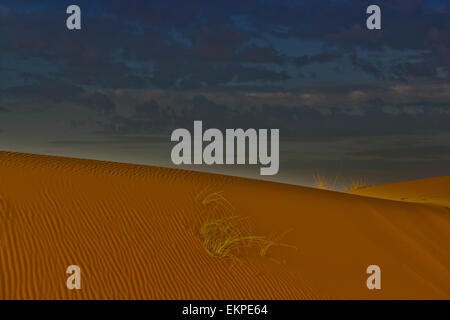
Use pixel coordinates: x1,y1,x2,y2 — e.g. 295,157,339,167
0,0,449,187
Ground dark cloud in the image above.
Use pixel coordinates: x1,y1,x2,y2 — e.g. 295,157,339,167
390,62,437,80
50,135,167,145
1,78,84,102
349,145,450,160
349,50,383,78
234,45,285,64
1,0,448,93
150,60,290,89
295,52,341,67
75,92,116,115
93,93,450,138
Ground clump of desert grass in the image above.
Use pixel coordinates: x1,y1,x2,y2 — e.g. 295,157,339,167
343,177,368,192
312,172,368,192
313,172,340,190
199,215,266,258
195,188,296,261
259,229,297,258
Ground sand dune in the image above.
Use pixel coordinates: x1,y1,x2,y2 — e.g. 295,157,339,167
348,175,450,208
0,151,449,299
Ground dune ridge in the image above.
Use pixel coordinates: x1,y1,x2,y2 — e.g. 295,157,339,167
348,175,450,208
0,151,449,299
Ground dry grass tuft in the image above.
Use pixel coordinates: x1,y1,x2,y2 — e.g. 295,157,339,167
259,230,297,257
199,215,266,258
312,173,368,192
344,177,368,192
195,189,296,260
313,172,339,191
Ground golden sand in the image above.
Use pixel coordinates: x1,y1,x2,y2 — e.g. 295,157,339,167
0,151,448,299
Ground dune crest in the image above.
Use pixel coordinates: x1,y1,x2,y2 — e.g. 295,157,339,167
0,151,449,299
348,175,450,208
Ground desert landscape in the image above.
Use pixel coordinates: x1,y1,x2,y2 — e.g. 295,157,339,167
0,151,448,299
